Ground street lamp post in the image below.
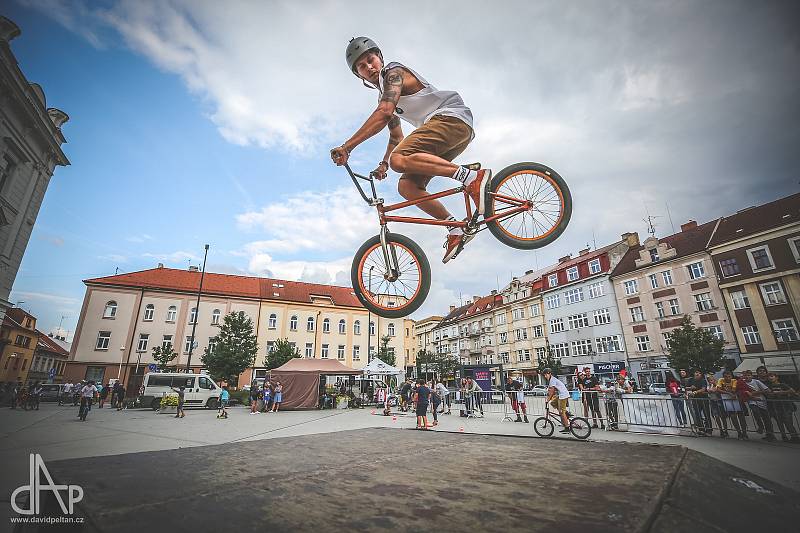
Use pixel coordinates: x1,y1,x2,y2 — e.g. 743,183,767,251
185,244,209,373
117,345,126,380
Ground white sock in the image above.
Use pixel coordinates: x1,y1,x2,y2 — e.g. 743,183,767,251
446,216,462,236
451,166,478,185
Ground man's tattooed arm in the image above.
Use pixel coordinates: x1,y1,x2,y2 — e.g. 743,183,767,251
382,115,404,162
342,68,404,152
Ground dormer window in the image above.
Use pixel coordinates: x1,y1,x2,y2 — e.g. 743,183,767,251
566,267,579,282
548,274,558,287
649,249,659,262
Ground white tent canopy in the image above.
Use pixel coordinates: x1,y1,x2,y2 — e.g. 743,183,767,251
360,358,404,377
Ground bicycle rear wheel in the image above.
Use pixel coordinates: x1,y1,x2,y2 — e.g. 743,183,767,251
533,416,554,437
569,416,592,440
351,232,431,319
485,162,572,250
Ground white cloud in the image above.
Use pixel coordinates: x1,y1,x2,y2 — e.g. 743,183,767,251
11,291,80,308
98,254,128,263
126,233,153,243
142,251,199,263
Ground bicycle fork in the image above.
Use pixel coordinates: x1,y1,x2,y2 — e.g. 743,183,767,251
379,225,400,282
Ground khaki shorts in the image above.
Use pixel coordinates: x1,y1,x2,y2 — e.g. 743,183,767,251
550,398,569,414
394,115,473,183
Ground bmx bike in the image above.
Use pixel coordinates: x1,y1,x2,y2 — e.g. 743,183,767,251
533,402,592,440
345,162,572,318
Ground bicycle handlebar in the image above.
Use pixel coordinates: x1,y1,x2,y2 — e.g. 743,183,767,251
343,163,379,205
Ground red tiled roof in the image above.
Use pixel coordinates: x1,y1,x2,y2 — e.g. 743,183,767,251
544,242,619,276
84,267,363,308
708,193,800,247
36,331,69,356
610,220,718,277
439,294,503,326
2,307,35,331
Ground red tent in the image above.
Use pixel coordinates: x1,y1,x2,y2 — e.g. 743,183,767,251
270,359,362,410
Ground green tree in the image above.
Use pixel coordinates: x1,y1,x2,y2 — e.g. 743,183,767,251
264,338,301,370
377,335,396,367
537,344,563,376
666,315,725,374
416,350,460,381
201,311,258,386
151,344,177,371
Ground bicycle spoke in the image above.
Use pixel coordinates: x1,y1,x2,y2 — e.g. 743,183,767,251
490,170,565,242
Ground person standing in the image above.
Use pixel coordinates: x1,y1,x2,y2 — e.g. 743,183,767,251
706,373,728,437
272,381,283,412
740,370,775,442
435,380,450,415
466,377,484,416
78,381,98,421
217,385,230,419
170,384,186,418
765,372,799,443
98,383,110,408
414,379,431,429
430,383,442,426
686,370,711,435
602,374,632,430
262,380,272,413
716,370,747,439
665,373,687,426
249,382,260,415
115,383,126,411
578,368,604,429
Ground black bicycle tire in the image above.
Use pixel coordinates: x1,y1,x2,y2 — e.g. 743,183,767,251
569,416,592,440
485,162,572,250
351,232,431,319
533,416,555,437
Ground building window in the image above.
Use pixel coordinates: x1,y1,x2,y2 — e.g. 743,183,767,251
496,313,507,325
305,343,313,358
635,335,652,352
789,237,800,263
189,308,197,324
322,318,330,333
649,249,660,262
162,335,173,350
669,299,680,315
501,352,510,364
719,258,740,277
773,319,799,343
551,343,570,358
354,320,361,335
184,336,192,353
166,306,177,322
686,261,705,280
515,328,528,341
208,338,218,354
268,313,278,329
548,274,558,287
549,318,565,334
730,289,750,310
289,315,298,331
655,301,665,319
96,331,111,350
566,266,579,282
338,319,346,334
307,317,315,332
567,313,589,329
623,279,639,295
661,270,673,286
103,301,117,319
531,325,544,338
759,282,787,305
587,282,603,298
530,303,541,316
353,345,360,360
571,339,592,355
596,335,621,353
563,288,584,305
535,347,546,360
337,345,346,360
741,325,761,345
370,321,376,336
512,308,526,320
588,258,601,274
143,304,155,321
388,323,395,336
694,292,714,311
137,333,149,352
648,273,659,289
593,308,611,325
704,325,724,340
321,344,329,358
545,294,560,309
629,306,645,322
746,246,774,271
499,332,508,344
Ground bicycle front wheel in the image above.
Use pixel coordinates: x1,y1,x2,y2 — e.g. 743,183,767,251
533,416,554,437
351,232,431,319
569,417,592,440
486,162,572,250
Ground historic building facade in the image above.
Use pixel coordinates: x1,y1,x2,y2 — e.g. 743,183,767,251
0,307,37,385
0,17,70,322
66,266,413,392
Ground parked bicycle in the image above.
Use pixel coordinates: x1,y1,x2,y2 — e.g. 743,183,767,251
533,402,592,440
345,162,572,318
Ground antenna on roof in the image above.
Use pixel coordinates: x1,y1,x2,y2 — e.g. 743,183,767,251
665,202,676,233
592,230,597,250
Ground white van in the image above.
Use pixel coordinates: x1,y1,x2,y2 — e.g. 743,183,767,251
140,372,218,410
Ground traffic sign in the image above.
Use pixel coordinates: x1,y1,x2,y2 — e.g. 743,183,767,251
48,367,56,378
147,363,158,372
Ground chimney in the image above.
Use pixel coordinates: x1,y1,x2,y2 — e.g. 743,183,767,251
525,269,533,275
558,254,572,263
579,247,591,256
491,290,497,295
449,305,456,312
472,295,480,303
189,265,199,272
680,220,698,232
157,263,164,269
621,232,640,247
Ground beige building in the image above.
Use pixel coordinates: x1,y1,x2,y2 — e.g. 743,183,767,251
409,315,443,373
610,221,739,388
0,307,37,385
66,266,412,391
496,275,548,386
0,17,70,322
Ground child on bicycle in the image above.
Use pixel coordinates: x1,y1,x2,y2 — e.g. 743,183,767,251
331,37,491,263
542,368,571,434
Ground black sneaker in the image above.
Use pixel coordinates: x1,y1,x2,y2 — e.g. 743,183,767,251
558,428,571,434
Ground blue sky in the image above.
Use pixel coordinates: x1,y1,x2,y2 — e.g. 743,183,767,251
6,1,799,339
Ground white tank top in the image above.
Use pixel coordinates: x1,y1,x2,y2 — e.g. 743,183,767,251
379,62,474,134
